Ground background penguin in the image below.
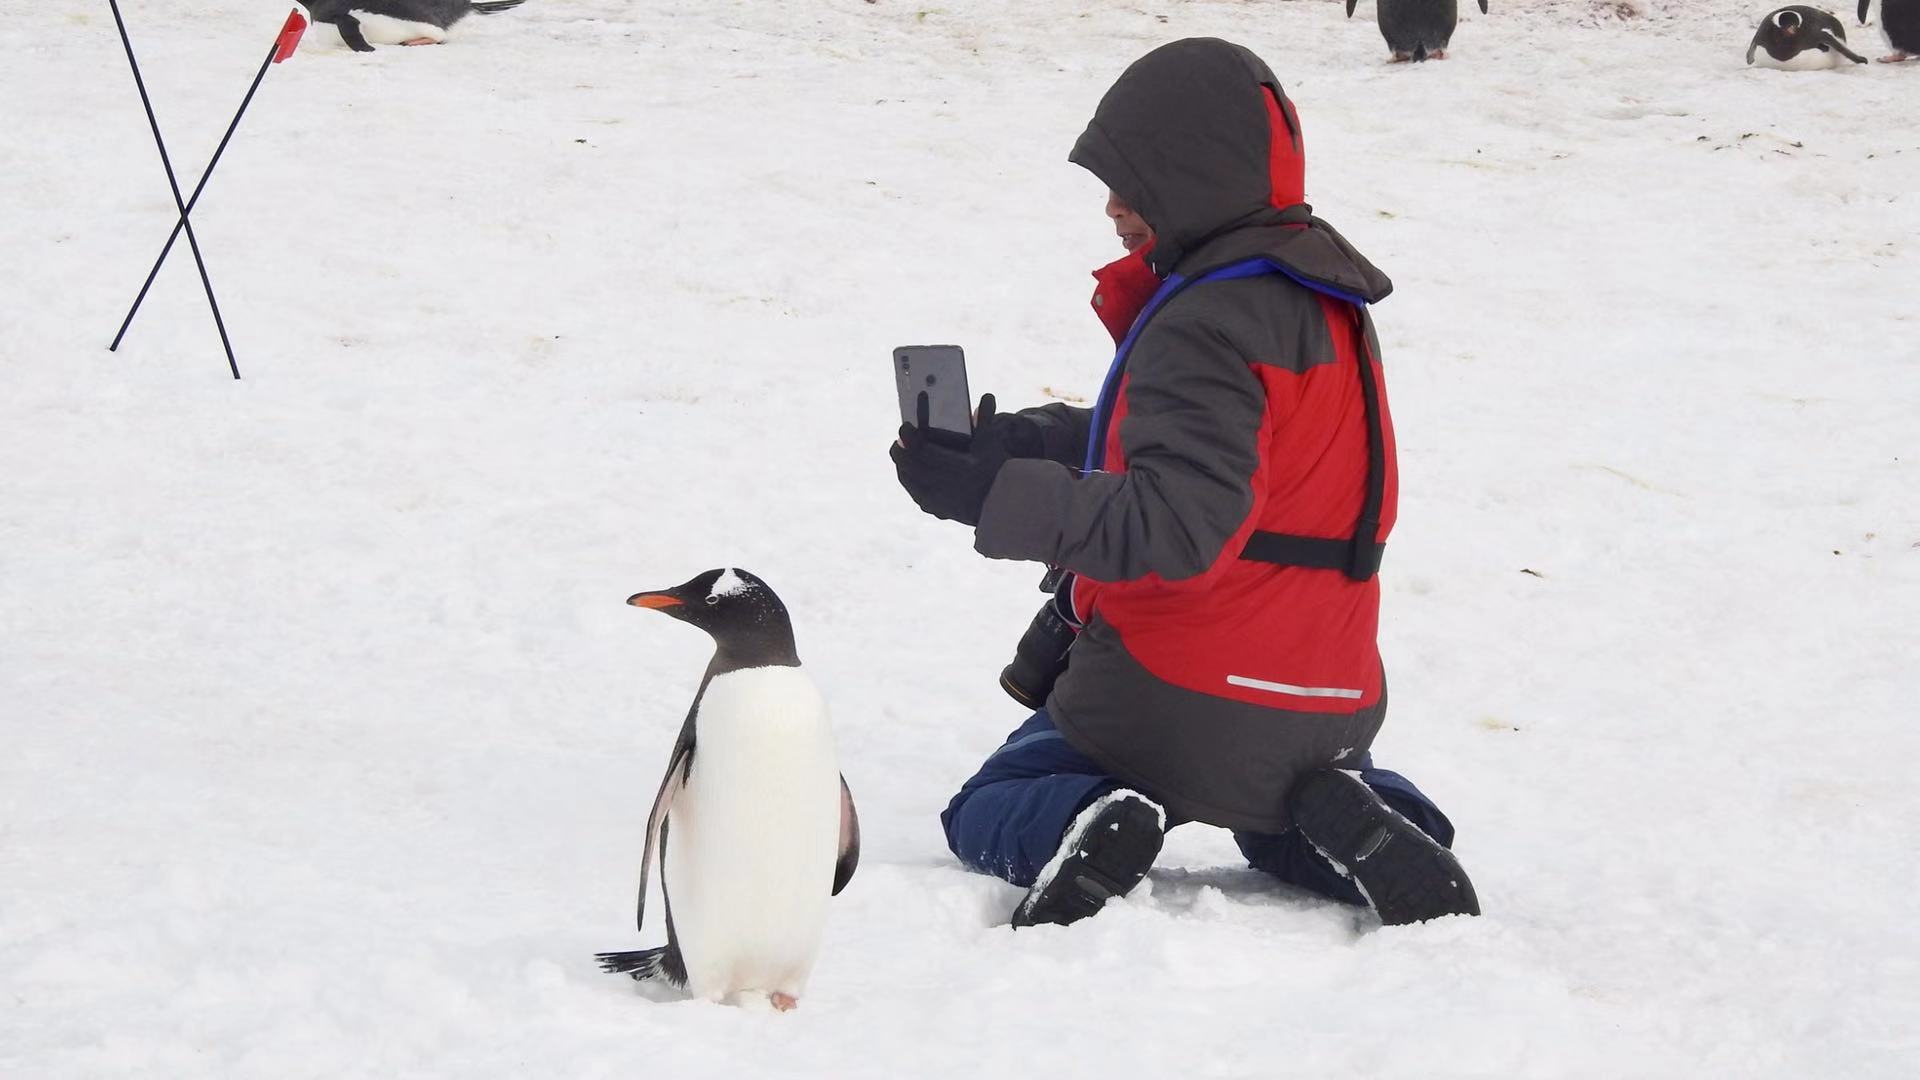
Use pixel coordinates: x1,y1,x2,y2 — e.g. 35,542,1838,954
1749,6,1869,67
301,0,527,53
594,568,859,1012
1347,0,1489,63
1859,0,1920,62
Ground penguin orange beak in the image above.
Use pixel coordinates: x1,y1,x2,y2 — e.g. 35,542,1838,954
627,592,683,609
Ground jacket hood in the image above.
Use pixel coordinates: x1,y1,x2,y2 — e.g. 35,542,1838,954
1070,38,1311,279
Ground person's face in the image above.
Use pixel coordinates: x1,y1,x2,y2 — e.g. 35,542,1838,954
1106,191,1152,253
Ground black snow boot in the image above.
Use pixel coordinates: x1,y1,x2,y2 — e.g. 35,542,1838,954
1289,769,1480,925
1012,790,1165,929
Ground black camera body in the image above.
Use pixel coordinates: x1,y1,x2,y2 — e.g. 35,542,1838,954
999,569,1080,710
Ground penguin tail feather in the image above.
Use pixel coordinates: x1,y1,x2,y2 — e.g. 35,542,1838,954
472,0,527,14
595,947,676,982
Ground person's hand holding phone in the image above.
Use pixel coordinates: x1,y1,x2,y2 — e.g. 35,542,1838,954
890,392,1016,527
893,394,1042,453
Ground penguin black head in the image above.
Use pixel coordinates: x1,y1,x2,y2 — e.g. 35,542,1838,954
1775,9,1803,34
627,568,800,669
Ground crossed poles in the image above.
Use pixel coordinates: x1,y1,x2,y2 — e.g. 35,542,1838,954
105,3,307,379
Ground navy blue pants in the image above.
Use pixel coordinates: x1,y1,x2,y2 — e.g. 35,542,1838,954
940,709,1456,905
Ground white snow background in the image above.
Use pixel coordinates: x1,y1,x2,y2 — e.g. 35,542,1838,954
4,0,1918,1075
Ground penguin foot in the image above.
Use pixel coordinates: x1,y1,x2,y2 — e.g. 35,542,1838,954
1877,52,1916,63
400,38,442,46
1389,52,1413,63
1430,49,1449,60
769,992,798,1012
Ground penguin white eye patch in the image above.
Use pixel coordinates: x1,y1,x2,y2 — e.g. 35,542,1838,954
708,568,749,599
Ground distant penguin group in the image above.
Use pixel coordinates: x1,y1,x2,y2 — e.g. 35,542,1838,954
594,569,860,1011
1748,6,1869,66
1342,0,1918,67
301,0,528,52
1859,0,1920,62
1348,0,1490,63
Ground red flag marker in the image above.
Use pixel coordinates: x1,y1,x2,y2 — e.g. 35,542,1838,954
273,10,307,64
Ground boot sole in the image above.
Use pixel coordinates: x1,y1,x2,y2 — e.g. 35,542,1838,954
1290,770,1480,925
1012,795,1164,929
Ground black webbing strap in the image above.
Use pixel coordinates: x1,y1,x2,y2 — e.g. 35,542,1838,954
1103,256,1389,582
1238,302,1387,582
1347,302,1388,579
1241,532,1384,577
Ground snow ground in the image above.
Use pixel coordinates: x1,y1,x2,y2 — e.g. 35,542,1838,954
3,0,1917,1076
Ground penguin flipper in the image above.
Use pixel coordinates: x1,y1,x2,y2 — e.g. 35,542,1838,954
634,720,694,933
832,775,860,896
1747,32,1763,66
336,15,376,52
597,816,690,986
1479,1,1489,14
1819,30,1871,64
1858,0,1870,26
472,0,528,13
1345,0,1358,18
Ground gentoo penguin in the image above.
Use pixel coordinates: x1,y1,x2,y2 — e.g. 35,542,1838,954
1347,0,1489,63
300,0,527,53
1748,6,1869,67
594,569,859,1011
1859,0,1920,62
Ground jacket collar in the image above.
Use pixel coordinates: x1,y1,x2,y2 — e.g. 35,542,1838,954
1174,219,1393,306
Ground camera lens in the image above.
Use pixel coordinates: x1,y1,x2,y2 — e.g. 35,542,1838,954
999,602,1077,709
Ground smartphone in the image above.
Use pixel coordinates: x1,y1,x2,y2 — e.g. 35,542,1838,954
893,345,973,442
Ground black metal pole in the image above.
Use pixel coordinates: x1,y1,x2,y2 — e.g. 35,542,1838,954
109,36,279,357
106,0,242,380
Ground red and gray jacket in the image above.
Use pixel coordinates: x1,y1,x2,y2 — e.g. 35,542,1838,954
972,38,1400,833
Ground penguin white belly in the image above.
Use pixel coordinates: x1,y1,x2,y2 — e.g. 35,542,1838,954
1751,45,1850,70
665,667,841,1003
346,11,449,45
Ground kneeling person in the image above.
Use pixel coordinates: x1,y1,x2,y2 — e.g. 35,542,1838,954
890,38,1480,929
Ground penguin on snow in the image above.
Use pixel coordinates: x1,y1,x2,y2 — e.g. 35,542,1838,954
1748,6,1869,68
1347,0,1490,63
595,568,860,1012
1858,0,1920,62
300,0,528,53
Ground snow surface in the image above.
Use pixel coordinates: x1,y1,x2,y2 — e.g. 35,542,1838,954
4,0,1919,1076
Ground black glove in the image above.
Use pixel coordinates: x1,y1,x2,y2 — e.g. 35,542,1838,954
972,402,1047,459
890,392,1015,527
